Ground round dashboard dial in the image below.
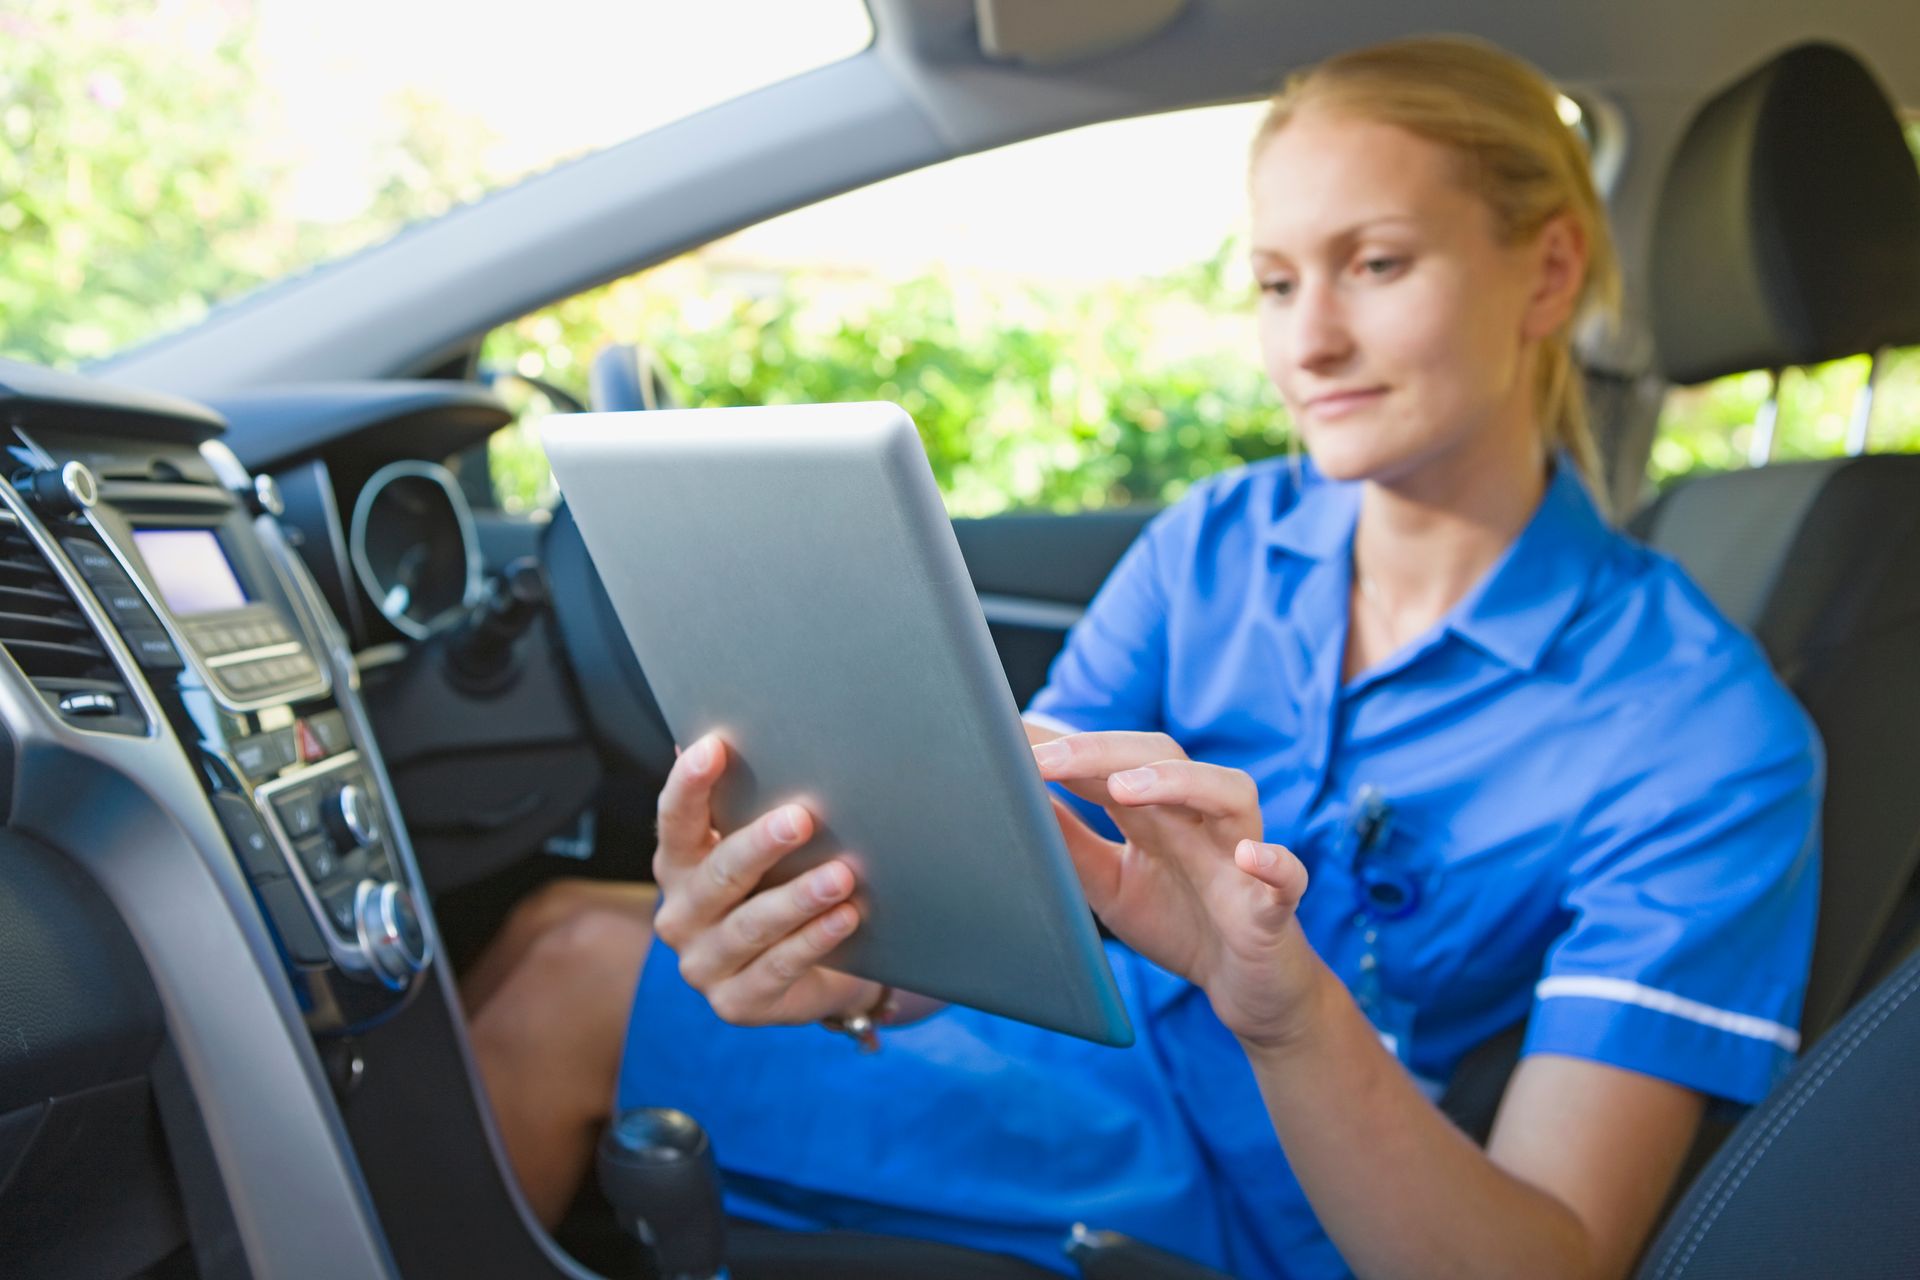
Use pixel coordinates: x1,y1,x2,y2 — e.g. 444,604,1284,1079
349,461,483,640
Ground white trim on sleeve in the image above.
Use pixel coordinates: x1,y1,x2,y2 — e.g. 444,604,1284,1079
1020,711,1084,737
1534,975,1801,1052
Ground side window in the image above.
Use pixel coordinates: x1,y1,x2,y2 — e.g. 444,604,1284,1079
1651,348,1920,484
477,103,1290,518
1649,121,1920,486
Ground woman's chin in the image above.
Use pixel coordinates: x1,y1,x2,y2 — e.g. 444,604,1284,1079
1298,436,1401,484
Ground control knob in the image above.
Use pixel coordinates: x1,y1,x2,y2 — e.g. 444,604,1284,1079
14,461,97,520
353,879,429,989
240,473,285,518
325,782,379,849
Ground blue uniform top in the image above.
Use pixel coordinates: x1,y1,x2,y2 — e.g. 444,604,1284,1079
619,458,1822,1278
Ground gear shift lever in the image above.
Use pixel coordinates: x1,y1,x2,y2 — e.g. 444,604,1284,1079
597,1107,728,1280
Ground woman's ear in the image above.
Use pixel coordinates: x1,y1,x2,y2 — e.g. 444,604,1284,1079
1521,212,1588,341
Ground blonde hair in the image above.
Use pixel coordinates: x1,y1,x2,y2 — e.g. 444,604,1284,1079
1254,36,1621,496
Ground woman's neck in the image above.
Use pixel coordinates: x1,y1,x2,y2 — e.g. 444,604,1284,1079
1349,423,1549,640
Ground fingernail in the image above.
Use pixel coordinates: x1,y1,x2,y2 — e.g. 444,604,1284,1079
688,737,718,773
1255,843,1278,869
1031,741,1068,769
811,864,848,902
823,906,854,936
1114,767,1156,794
771,806,802,842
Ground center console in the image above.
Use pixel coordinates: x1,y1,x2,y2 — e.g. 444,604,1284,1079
8,422,430,1032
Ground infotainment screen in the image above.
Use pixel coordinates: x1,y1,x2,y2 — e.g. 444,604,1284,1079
131,529,250,616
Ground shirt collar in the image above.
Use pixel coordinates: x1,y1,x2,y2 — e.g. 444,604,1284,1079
1261,461,1361,562
1262,458,1615,673
1444,463,1615,672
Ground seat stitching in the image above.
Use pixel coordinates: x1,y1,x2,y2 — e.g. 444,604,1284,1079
1663,967,1919,1276
1653,962,1920,1277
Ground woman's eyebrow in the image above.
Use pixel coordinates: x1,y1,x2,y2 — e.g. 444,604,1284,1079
1250,214,1425,259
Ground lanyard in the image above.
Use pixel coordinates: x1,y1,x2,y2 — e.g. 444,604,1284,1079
1347,785,1420,1026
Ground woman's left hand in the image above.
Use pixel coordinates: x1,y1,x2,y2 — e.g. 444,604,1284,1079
1033,731,1325,1049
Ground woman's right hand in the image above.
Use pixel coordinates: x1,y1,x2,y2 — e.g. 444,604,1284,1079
650,733,884,1027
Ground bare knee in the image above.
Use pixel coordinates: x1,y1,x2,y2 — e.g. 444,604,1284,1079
520,901,657,992
499,877,612,951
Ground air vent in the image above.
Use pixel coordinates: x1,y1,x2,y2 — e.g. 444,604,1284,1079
0,514,144,734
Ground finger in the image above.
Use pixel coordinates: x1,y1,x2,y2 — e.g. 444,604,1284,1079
1049,795,1124,911
1104,759,1261,821
1021,717,1067,746
1233,839,1311,913
1031,731,1188,784
681,859,856,986
672,802,814,932
709,901,863,1023
654,734,728,869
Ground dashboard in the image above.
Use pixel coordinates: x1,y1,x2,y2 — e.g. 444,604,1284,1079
0,358,605,1280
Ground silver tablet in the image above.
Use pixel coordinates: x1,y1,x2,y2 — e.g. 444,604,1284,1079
542,403,1132,1047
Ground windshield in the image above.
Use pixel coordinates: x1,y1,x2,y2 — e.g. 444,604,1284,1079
0,0,874,369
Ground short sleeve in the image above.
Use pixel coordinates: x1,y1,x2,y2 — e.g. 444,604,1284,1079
1523,652,1823,1104
1023,506,1189,839
1024,511,1174,739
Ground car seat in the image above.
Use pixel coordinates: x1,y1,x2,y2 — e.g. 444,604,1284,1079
1442,40,1920,1154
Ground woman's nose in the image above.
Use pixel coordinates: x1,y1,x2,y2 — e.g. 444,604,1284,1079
1289,278,1355,372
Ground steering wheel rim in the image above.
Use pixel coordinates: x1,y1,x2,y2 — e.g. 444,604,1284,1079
537,343,681,778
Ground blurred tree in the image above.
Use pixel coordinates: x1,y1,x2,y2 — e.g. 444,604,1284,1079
480,245,1295,518
0,0,279,364
0,0,500,368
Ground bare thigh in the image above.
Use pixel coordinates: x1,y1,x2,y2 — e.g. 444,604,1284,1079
464,878,659,1226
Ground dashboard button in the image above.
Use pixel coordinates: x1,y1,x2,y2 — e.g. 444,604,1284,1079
321,888,359,937
99,586,162,630
306,711,351,755
60,537,123,582
120,627,183,670
210,792,283,879
294,719,328,762
231,736,278,779
295,835,338,882
57,690,119,717
264,727,299,769
225,663,267,693
256,879,328,964
274,785,321,838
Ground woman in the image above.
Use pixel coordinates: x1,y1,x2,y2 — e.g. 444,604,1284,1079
471,35,1820,1278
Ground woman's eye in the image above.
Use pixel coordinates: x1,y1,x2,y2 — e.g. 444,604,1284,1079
1358,255,1406,278
1258,279,1295,299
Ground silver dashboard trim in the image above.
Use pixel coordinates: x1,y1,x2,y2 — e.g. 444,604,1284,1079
204,639,306,669
347,459,484,641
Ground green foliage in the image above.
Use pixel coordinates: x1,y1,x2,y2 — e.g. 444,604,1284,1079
0,0,499,368
1652,350,1920,482
0,1,276,364
482,250,1294,517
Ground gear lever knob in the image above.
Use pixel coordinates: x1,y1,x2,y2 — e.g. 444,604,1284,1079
597,1107,728,1280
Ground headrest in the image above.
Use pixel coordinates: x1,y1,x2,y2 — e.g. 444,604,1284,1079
1652,43,1920,386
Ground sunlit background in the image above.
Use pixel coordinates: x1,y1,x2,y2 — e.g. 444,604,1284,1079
4,0,1917,516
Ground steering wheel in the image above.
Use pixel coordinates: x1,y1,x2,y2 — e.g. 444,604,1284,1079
539,343,681,780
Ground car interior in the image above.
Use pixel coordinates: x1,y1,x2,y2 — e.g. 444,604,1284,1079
2,2,1919,1278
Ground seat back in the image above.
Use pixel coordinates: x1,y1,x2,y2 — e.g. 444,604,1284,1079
1441,39,1920,1137
1635,458,1920,1038
1636,40,1920,1041
1636,946,1920,1279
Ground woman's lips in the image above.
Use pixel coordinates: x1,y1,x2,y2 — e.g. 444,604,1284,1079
1301,387,1388,421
